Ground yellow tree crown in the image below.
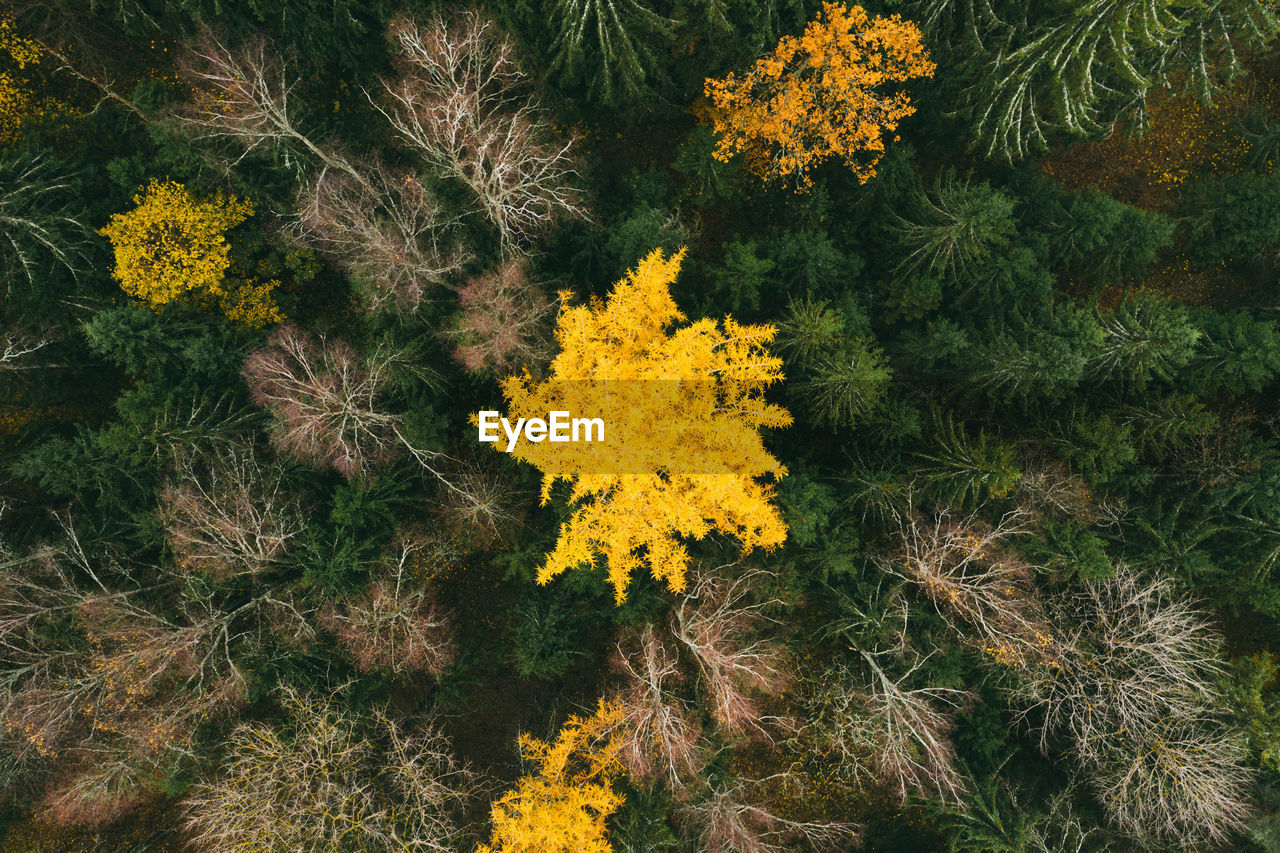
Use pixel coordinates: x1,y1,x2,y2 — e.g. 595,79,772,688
704,2,934,188
99,179,282,327
495,248,792,602
479,700,624,853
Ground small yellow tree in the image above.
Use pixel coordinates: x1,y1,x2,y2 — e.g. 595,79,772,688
99,179,282,327
492,248,791,602
479,701,624,853
704,2,934,188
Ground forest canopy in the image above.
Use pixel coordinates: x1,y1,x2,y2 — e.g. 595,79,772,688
2,0,1280,851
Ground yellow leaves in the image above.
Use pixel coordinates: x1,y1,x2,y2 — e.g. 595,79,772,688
479,701,624,853
492,248,791,602
0,72,32,144
217,277,285,328
100,179,249,306
0,16,61,147
0,17,41,69
704,2,933,189
99,179,282,328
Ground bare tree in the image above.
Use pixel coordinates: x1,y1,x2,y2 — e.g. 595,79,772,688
294,162,468,313
0,330,51,371
38,745,162,827
1089,718,1250,850
1030,785,1114,853
1026,568,1223,756
374,13,587,250
808,650,969,805
319,530,456,679
243,325,506,523
184,687,475,852
7,6,138,119
682,780,860,853
1015,452,1094,520
176,30,471,311
159,445,306,580
673,568,791,738
1020,567,1251,849
0,528,240,741
256,590,320,652
607,624,708,792
0,533,102,768
448,258,554,374
0,532,248,825
430,451,517,544
242,325,405,479
880,508,1063,670
176,30,347,173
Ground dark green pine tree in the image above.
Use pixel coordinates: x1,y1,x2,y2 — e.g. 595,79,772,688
889,171,1017,283
1052,188,1174,282
1184,170,1280,268
1182,309,1280,395
1087,293,1201,387
546,0,676,105
962,304,1104,404
799,338,893,429
916,412,1021,508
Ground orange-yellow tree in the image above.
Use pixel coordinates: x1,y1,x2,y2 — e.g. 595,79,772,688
99,179,282,327
493,248,791,603
704,2,933,188
478,701,624,853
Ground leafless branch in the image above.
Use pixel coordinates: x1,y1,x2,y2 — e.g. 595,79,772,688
607,624,709,792
373,13,587,250
160,445,306,580
673,567,792,738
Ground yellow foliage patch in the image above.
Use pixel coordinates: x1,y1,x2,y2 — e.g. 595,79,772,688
216,277,284,328
0,16,62,146
494,248,791,603
99,179,282,328
479,701,624,853
704,2,934,189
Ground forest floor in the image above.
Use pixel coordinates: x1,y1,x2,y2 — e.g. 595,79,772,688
1045,55,1280,309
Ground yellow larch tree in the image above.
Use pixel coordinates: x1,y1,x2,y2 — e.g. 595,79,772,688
493,247,791,603
704,2,934,188
478,701,624,853
99,179,283,328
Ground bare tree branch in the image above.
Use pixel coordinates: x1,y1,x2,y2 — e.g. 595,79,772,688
185,686,475,852
160,445,306,580
1019,567,1252,849
673,567,792,738
607,624,709,792
319,529,457,679
0,331,52,372
373,13,588,250
808,649,970,804
879,507,1064,670
292,163,468,312
175,31,355,177
682,779,861,853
